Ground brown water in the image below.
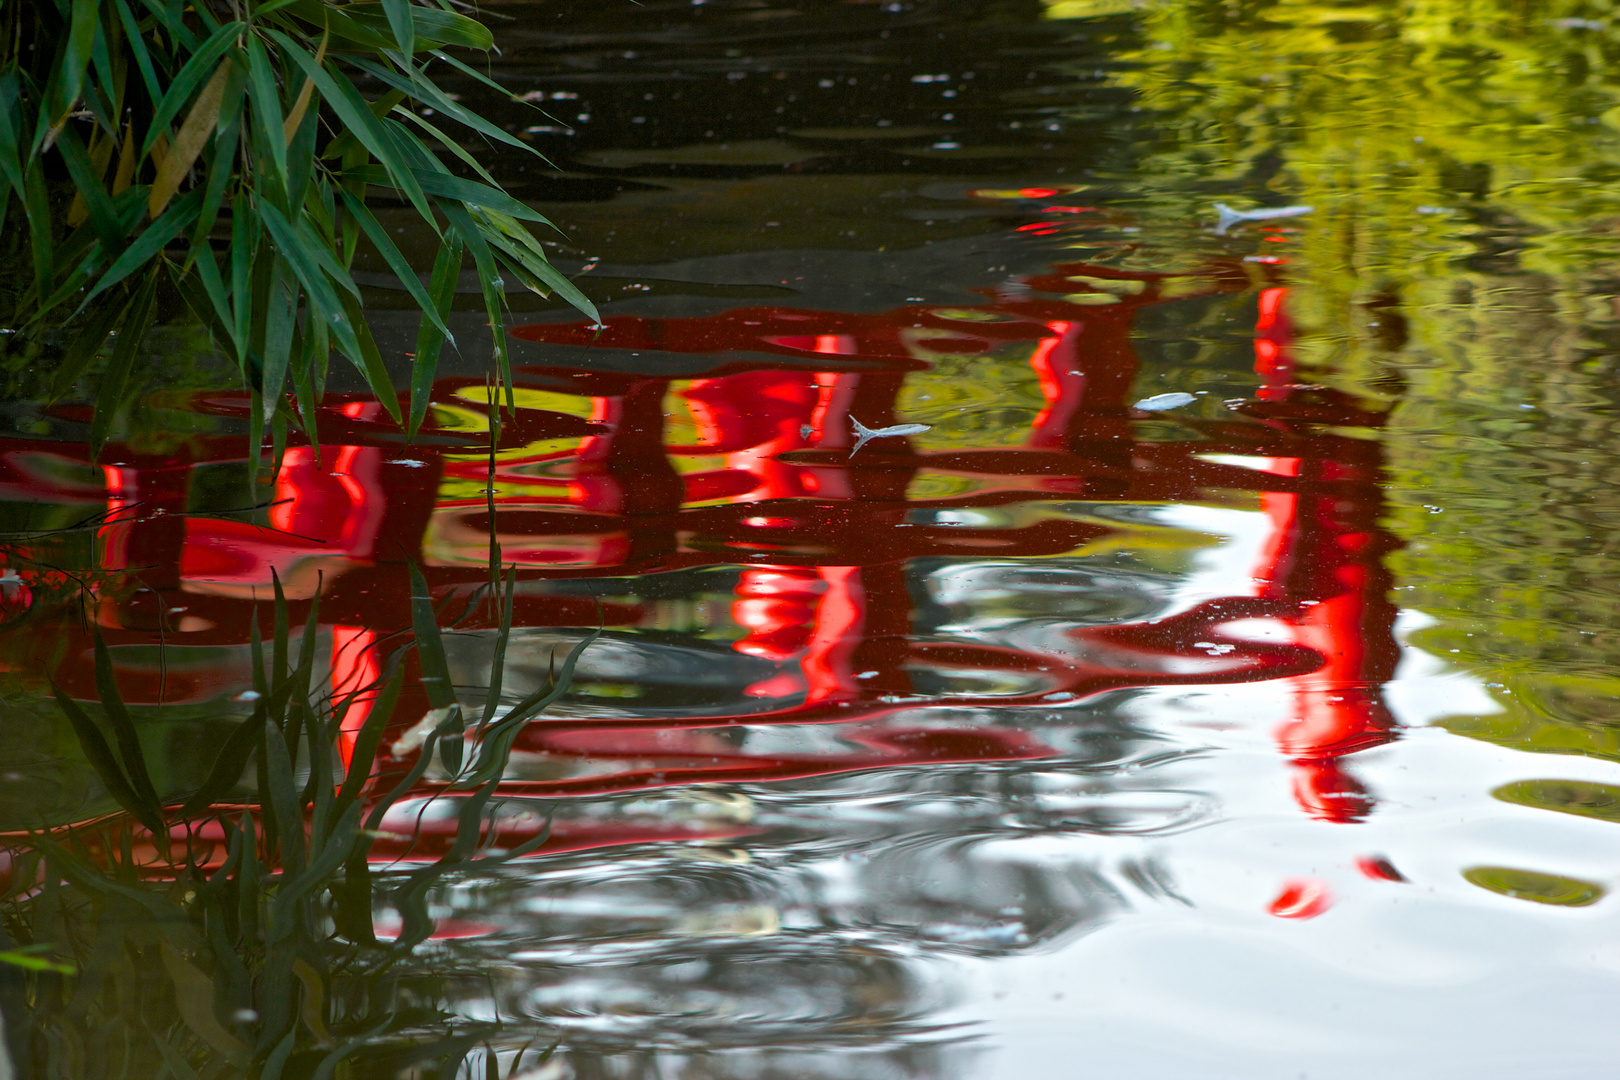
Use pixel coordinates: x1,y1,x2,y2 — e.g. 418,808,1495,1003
5,1,1620,1077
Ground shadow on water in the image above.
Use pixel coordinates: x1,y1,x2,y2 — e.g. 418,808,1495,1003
7,0,1620,1076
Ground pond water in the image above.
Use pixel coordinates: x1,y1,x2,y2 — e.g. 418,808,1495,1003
6,1,1620,1077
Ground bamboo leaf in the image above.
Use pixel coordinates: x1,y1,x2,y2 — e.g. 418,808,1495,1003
408,233,462,439
184,250,237,352
178,689,291,817
283,29,328,146
438,200,512,406
333,665,402,814
345,55,530,154
335,288,402,424
150,57,232,218
0,71,27,198
261,261,297,422
255,199,363,364
187,63,246,255
262,715,305,876
22,158,54,299
140,22,243,159
262,30,434,223
82,187,204,306
408,169,556,226
48,0,101,126
112,0,163,105
277,0,491,50
380,0,415,68
230,206,256,363
393,107,504,188
243,34,290,199
48,289,130,402
337,189,453,344
88,267,160,460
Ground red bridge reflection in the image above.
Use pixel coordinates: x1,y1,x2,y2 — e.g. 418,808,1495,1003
0,257,1399,866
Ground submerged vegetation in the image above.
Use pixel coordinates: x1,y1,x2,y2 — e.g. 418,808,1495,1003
0,0,597,460
4,554,594,1077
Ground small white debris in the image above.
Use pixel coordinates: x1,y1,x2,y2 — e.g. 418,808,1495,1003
1133,392,1197,411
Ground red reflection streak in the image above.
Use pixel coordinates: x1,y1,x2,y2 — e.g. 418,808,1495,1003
0,257,1402,868
1247,287,1399,823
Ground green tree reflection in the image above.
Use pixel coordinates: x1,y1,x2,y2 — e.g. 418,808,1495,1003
1057,0,1620,760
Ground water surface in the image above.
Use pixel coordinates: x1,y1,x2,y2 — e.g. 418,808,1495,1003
6,1,1620,1077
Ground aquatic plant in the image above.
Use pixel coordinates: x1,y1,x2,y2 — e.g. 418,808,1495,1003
0,532,594,1077
0,0,598,459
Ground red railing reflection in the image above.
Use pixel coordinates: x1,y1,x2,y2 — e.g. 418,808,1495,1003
0,257,1399,863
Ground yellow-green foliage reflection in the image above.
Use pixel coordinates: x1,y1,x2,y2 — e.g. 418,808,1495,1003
1066,0,1620,761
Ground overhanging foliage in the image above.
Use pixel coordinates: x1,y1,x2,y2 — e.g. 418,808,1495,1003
0,0,599,457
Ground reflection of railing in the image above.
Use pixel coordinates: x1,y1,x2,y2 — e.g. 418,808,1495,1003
0,259,1398,836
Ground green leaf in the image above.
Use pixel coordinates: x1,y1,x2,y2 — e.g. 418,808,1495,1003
0,947,73,975
261,261,297,422
243,34,289,200
408,560,456,708
321,89,406,162
0,71,27,198
336,287,402,424
56,125,125,252
461,628,597,788
276,0,492,50
380,0,415,64
262,715,305,876
337,189,454,346
409,169,556,226
255,199,363,362
333,665,402,814
230,206,256,363
22,158,54,299
112,0,164,105
48,291,130,402
408,233,462,439
150,57,233,218
346,55,531,155
89,266,160,460
47,0,101,125
172,257,236,365
140,21,243,159
178,690,290,816
92,630,164,820
263,29,434,223
439,200,512,405
82,187,205,307
187,61,246,255
50,680,163,834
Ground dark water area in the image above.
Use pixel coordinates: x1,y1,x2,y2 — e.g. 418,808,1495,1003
7,0,1620,1076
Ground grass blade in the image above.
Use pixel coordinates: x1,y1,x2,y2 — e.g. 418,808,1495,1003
91,631,163,821
50,680,162,834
